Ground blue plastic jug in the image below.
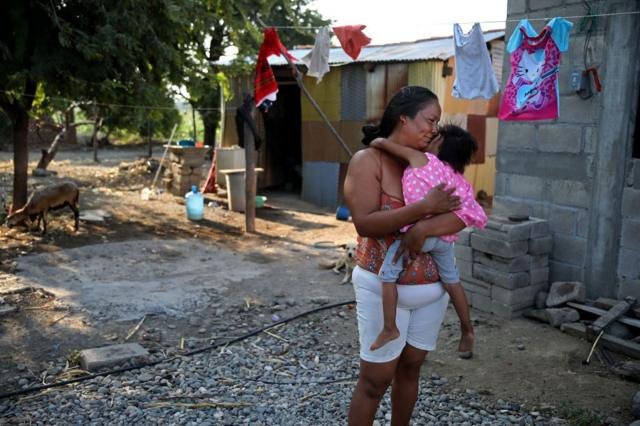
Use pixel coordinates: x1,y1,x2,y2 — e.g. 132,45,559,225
185,185,204,221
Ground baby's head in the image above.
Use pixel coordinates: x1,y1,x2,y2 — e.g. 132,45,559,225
436,124,478,174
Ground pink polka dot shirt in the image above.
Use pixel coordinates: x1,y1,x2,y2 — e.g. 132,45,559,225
401,153,487,241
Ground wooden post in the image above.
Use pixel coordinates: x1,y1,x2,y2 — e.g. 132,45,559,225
244,121,256,233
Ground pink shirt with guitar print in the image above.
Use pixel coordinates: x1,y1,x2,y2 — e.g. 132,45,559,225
499,18,573,121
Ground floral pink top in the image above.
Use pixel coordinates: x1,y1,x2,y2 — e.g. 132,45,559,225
401,153,487,241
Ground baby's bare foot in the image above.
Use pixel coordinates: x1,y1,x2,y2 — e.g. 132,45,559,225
370,327,400,351
458,330,475,359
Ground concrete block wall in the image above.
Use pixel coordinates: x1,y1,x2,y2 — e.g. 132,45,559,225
496,0,640,297
618,159,640,298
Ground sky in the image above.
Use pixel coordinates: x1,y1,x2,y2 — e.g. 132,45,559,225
308,0,508,44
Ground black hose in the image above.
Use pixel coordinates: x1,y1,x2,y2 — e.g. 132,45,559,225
0,299,356,401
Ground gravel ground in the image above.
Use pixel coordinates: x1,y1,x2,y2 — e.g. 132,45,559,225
0,303,567,425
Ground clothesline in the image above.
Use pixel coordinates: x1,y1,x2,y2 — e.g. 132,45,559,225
262,9,640,30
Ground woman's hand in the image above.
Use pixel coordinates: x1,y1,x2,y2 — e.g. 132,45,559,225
419,183,461,215
392,222,428,263
426,134,443,155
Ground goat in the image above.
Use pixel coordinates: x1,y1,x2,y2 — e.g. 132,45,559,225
5,182,80,234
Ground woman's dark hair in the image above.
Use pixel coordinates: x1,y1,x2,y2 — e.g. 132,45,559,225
437,124,478,174
361,86,438,145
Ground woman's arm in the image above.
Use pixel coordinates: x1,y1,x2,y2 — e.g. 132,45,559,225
344,149,459,238
393,213,465,262
370,138,427,168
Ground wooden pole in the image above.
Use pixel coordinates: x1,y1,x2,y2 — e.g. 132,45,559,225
244,119,256,233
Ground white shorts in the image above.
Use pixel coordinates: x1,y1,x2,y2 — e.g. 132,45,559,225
352,266,449,363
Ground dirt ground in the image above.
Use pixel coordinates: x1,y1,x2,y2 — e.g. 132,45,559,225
0,146,637,425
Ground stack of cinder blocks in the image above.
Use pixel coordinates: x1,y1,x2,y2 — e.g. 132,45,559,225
455,216,552,318
163,147,208,196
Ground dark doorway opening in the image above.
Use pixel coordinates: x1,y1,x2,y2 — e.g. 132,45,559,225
261,81,302,192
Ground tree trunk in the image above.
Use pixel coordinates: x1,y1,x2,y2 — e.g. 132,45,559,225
9,106,29,211
91,117,103,163
36,128,66,170
65,107,77,145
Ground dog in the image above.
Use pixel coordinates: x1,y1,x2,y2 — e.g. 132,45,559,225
319,242,357,284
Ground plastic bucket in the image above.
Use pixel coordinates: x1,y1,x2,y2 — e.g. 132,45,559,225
336,205,350,221
255,195,267,208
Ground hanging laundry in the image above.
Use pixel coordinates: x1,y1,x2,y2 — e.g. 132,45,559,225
332,25,371,61
301,26,331,83
254,28,297,108
451,23,499,100
499,18,573,121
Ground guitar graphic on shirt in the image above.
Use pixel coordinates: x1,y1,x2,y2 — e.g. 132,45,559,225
515,66,559,110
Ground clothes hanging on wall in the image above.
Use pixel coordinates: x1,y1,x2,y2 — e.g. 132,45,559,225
451,23,499,100
499,17,573,121
332,25,371,61
255,28,297,108
301,26,331,83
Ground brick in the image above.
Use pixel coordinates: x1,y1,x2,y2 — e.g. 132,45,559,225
507,175,545,201
461,276,492,297
537,125,582,154
473,264,530,289
485,215,535,240
497,151,589,182
457,259,472,278
622,188,640,218
618,248,640,279
528,217,550,238
475,251,532,273
492,195,534,217
550,180,589,208
583,126,597,154
551,235,585,264
491,282,547,309
530,267,550,285
468,291,492,314
547,206,577,235
549,260,585,283
529,236,553,255
79,343,149,372
558,95,601,124
531,255,549,269
498,124,536,151
454,244,473,262
471,233,529,258
457,228,473,246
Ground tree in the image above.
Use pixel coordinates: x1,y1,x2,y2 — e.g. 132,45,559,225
0,0,188,209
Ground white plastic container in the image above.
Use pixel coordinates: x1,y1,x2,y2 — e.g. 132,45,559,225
215,146,245,189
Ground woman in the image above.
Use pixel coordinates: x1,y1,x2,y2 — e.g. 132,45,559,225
344,86,470,425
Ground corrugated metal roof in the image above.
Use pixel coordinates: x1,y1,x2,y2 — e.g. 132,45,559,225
267,30,504,66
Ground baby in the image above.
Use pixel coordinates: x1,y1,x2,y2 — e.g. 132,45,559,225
369,124,487,355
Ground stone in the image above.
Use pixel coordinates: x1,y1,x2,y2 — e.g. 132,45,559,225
0,305,17,316
528,236,553,255
606,322,634,340
546,281,586,307
545,308,580,327
473,264,530,289
474,252,531,273
471,233,529,258
79,343,149,372
535,291,548,309
631,391,640,418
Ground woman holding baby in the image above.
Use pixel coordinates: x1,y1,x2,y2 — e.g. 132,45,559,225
345,86,478,425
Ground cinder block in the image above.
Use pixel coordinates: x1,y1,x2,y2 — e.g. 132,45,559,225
530,267,550,285
485,215,537,241
549,260,585,283
457,228,473,246
471,233,529,258
575,209,589,238
496,151,589,182
468,291,492,314
475,251,531,273
498,123,536,151
622,188,640,218
529,0,564,10
79,343,149,372
507,0,526,14
618,248,640,279
490,301,527,319
550,180,589,208
491,282,548,310
583,126,597,154
461,275,492,297
547,206,577,235
455,245,473,262
507,175,545,201
551,235,585,265
558,95,600,125
473,264,530,289
491,195,533,217
457,259,472,278
537,125,582,154
528,217,550,238
531,255,549,269
528,236,553,255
